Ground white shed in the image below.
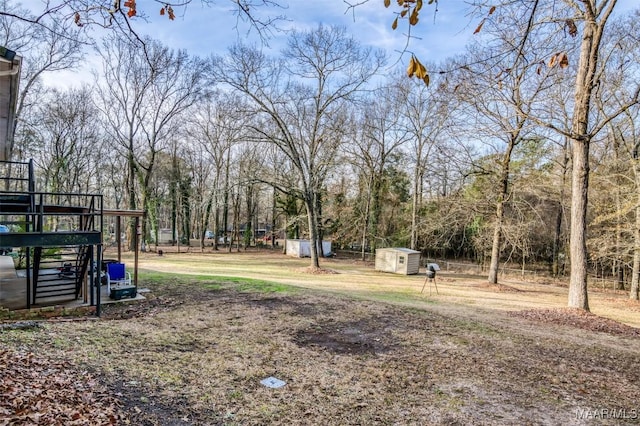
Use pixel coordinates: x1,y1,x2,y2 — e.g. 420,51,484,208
158,228,173,244
285,239,332,258
375,248,421,275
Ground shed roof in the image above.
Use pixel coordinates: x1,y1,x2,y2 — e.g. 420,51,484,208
376,247,421,254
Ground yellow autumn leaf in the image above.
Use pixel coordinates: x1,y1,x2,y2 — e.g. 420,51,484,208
415,59,427,79
384,0,391,8
409,8,419,25
392,17,398,30
407,56,416,77
559,52,569,68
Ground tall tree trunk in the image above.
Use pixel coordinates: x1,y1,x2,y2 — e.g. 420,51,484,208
615,190,624,290
632,139,640,299
170,155,178,246
631,198,640,300
552,139,570,277
271,187,277,249
304,191,320,268
202,193,214,252
360,175,373,261
488,141,515,284
223,151,231,251
316,191,325,257
410,166,423,251
613,134,625,290
127,150,138,252
180,177,191,247
567,3,613,310
232,189,240,253
244,183,254,250
569,134,591,310
487,201,505,284
370,174,383,252
211,170,221,251
552,202,564,277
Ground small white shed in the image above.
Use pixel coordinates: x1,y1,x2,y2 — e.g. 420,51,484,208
375,248,421,275
158,228,173,244
285,239,332,258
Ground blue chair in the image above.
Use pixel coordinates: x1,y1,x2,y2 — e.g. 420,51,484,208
106,262,131,294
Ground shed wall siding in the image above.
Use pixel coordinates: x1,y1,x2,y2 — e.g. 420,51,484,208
375,249,396,273
406,253,421,275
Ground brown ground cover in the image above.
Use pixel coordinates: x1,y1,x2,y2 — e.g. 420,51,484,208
1,250,640,425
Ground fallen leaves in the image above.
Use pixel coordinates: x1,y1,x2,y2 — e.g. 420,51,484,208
297,266,339,275
508,308,640,337
0,349,127,425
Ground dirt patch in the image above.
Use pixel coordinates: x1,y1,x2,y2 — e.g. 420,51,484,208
293,317,399,355
508,308,640,338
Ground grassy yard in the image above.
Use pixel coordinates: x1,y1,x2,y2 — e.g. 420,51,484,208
1,250,639,425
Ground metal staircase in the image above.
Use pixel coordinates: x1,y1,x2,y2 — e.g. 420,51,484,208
0,159,103,309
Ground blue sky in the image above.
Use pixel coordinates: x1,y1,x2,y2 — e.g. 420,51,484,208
135,0,474,67
38,0,639,88
38,0,477,87
141,0,473,60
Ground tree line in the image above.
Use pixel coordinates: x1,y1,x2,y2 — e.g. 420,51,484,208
2,0,640,308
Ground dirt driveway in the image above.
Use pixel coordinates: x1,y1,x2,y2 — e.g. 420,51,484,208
1,250,639,425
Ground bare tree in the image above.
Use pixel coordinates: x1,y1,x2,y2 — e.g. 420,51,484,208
29,87,100,194
452,4,556,284
345,84,410,258
213,24,385,268
95,34,209,249
463,0,639,307
533,1,640,310
395,76,452,251
189,91,248,250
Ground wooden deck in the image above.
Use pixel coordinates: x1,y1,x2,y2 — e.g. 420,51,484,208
0,255,143,310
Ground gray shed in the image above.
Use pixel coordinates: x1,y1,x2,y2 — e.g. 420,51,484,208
375,248,421,275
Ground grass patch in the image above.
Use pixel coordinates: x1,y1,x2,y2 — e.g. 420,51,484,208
138,270,295,294
217,276,296,293
139,270,217,282
312,287,439,308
